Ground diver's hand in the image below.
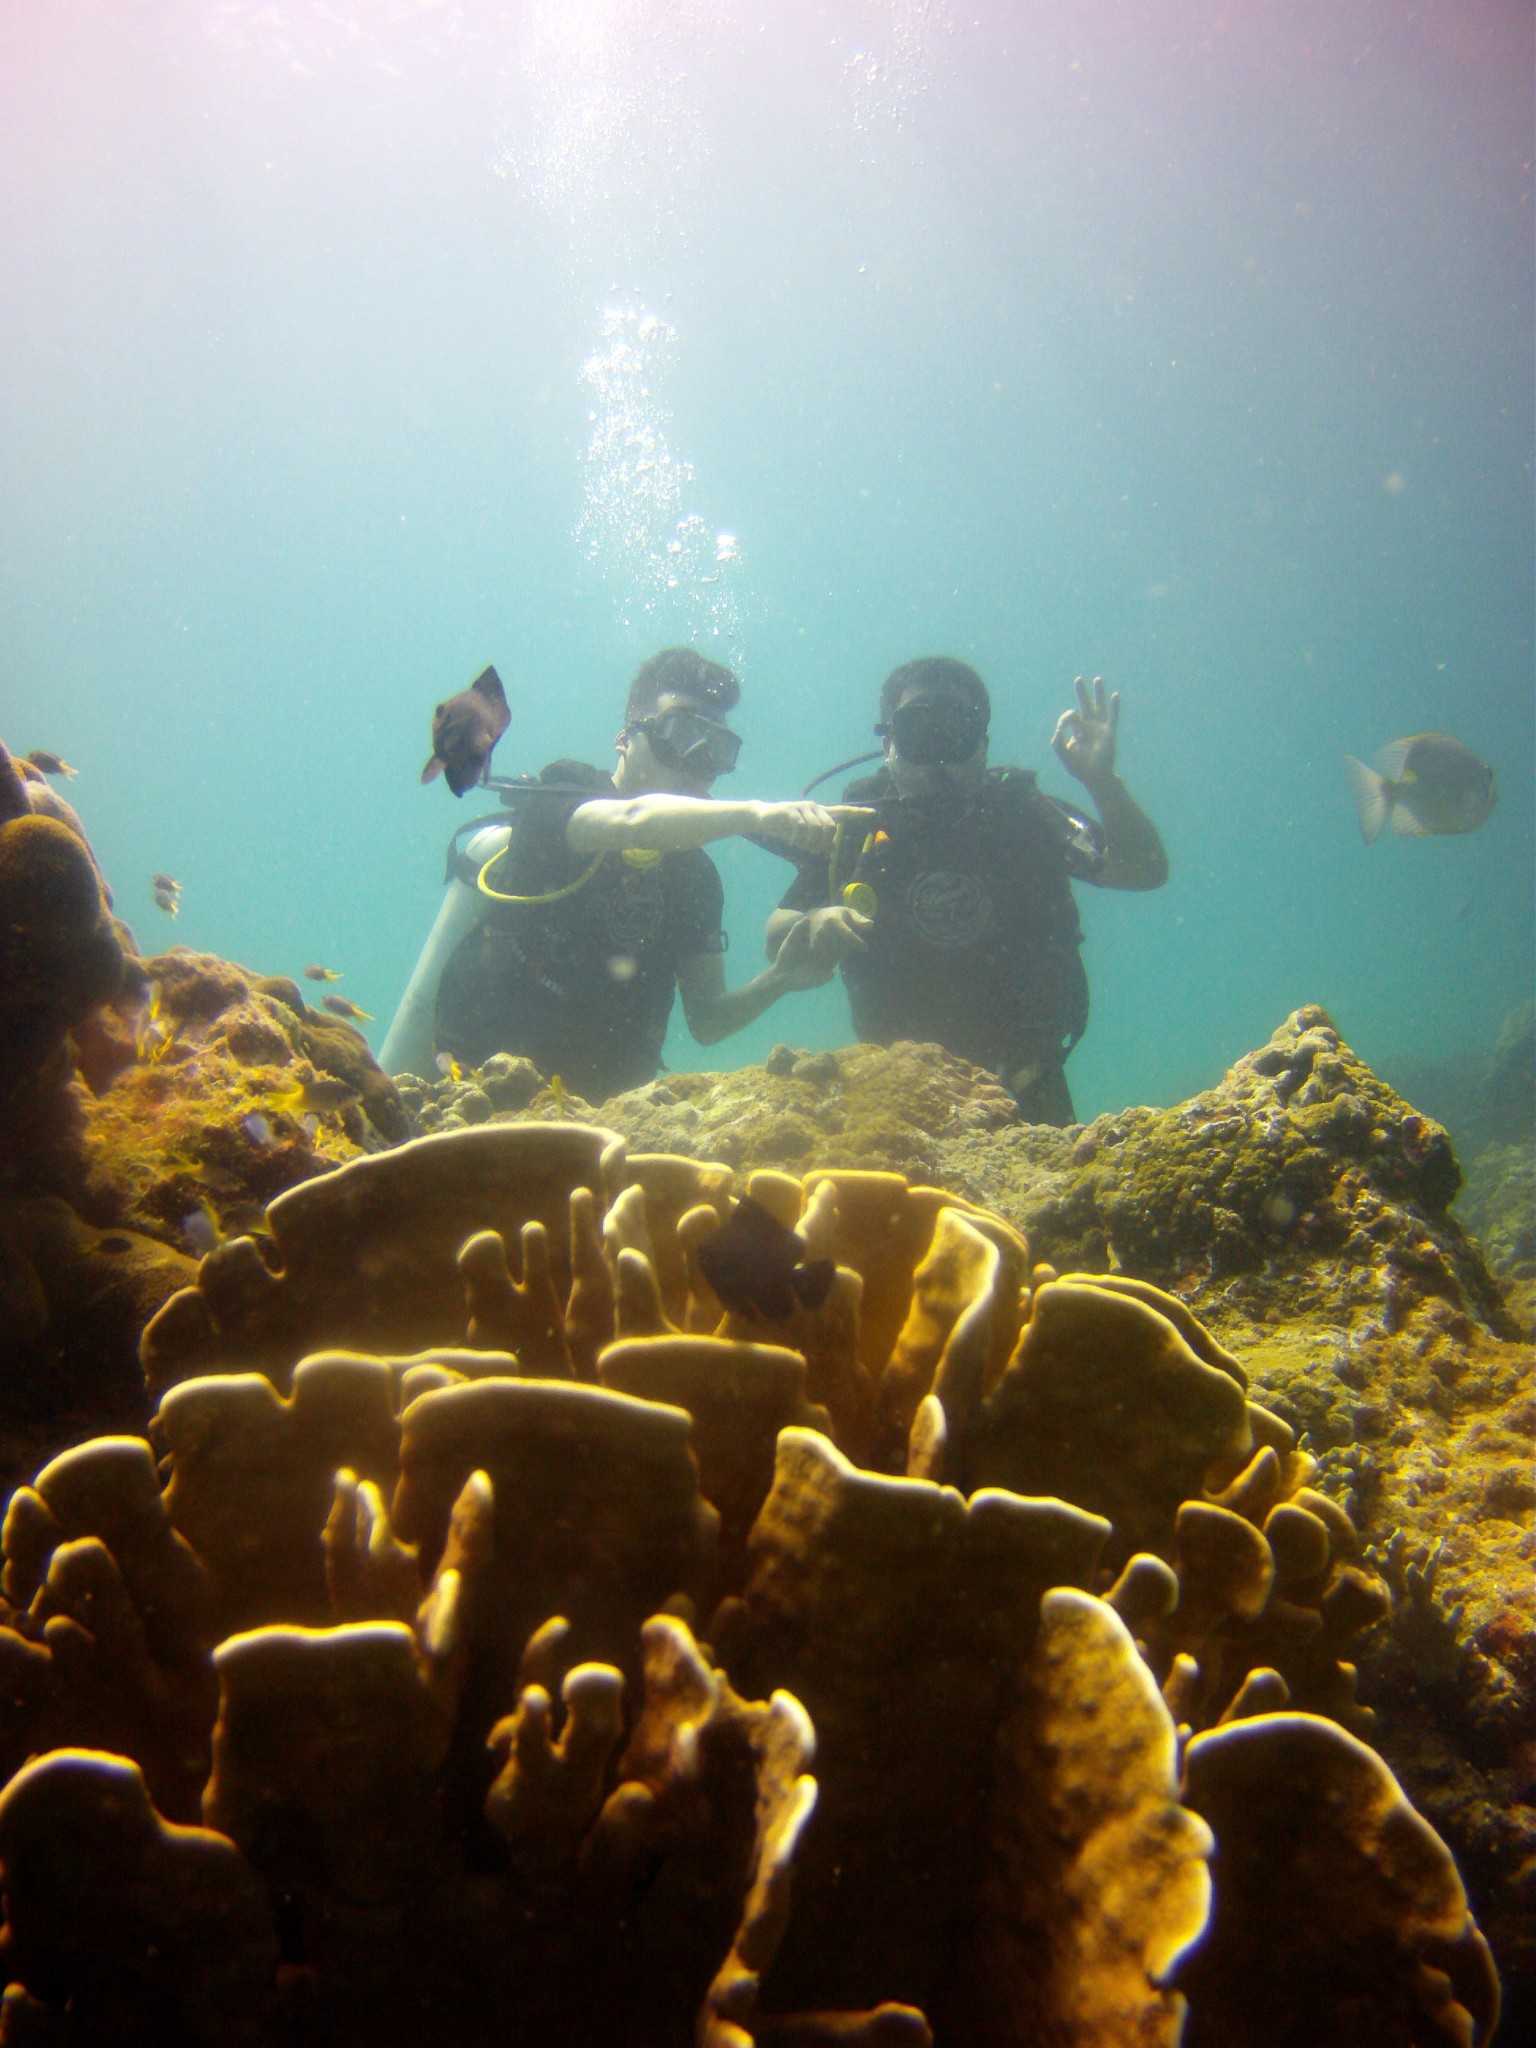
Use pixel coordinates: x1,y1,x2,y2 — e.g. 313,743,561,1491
1052,675,1120,791
750,800,875,854
794,905,872,969
765,913,839,991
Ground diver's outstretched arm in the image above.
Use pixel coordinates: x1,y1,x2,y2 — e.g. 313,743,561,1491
379,864,494,1076
566,794,868,857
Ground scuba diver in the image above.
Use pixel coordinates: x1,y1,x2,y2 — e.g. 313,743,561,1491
381,648,863,1094
766,658,1168,1125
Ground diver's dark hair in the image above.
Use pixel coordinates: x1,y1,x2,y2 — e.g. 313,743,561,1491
879,657,991,725
625,648,741,724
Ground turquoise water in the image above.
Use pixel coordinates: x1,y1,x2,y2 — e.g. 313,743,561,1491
3,0,1530,1121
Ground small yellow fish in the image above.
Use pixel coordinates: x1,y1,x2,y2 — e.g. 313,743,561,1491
435,1052,465,1083
304,964,342,982
269,1074,362,1118
134,984,181,1064
149,1016,184,1065
321,994,374,1022
25,750,76,779
549,1074,568,1116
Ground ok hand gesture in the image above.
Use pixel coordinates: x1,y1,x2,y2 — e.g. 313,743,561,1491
1051,675,1120,792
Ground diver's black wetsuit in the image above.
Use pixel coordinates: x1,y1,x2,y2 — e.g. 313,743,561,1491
778,766,1105,1123
435,762,725,1100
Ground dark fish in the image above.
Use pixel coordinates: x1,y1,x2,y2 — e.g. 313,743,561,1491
152,885,180,918
25,750,76,778
304,964,342,982
421,664,510,796
1344,735,1496,844
322,994,374,1022
695,1196,836,1323
152,873,180,893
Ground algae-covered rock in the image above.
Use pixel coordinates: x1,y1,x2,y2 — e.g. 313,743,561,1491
1001,1006,1504,1336
74,948,410,1253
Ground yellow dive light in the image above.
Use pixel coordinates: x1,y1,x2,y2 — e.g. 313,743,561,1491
841,880,878,918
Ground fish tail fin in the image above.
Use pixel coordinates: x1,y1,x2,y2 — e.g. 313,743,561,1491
421,756,444,784
1343,756,1391,844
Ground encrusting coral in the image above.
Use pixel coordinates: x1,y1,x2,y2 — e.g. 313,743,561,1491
0,1122,1504,2045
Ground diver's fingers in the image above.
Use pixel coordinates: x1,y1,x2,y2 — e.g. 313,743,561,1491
1090,674,1108,719
1074,674,1093,716
1107,688,1121,735
759,801,838,846
824,806,878,824
1052,710,1081,751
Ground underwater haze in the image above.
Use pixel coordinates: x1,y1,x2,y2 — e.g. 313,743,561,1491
2,0,1531,1120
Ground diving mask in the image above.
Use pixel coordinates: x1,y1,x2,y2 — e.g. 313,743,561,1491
880,695,988,767
633,708,742,780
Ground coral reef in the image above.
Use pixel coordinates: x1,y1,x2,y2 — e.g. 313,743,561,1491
460,1010,1506,1342
0,1124,1508,2043
389,1017,1533,2009
0,754,1525,2036
1,872,409,1485
75,946,412,1245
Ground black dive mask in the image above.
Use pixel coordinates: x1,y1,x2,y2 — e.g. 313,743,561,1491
880,695,988,767
633,709,742,780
